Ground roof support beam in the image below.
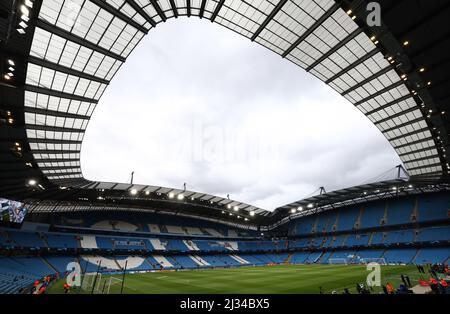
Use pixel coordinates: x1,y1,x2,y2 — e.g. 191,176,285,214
89,0,148,34
381,117,425,134
251,0,288,41
169,0,178,18
35,158,80,163
187,0,191,17
407,163,442,172
28,139,83,145
373,107,419,125
25,85,98,104
306,28,363,72
399,146,437,157
394,137,433,150
325,49,378,84
397,2,450,40
150,0,167,21
389,127,430,142
28,56,109,85
211,0,225,23
46,171,83,176
363,94,412,116
36,20,126,62
342,65,394,96
404,155,441,165
282,2,340,58
354,81,404,106
124,0,157,27
25,124,86,134
30,150,81,154
24,106,90,120
199,0,207,18
39,165,81,171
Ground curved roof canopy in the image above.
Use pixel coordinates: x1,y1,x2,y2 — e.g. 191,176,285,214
0,0,449,223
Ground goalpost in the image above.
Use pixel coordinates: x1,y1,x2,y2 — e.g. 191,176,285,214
360,258,387,265
329,257,387,265
81,273,123,294
328,258,348,265
103,276,123,294
81,272,102,293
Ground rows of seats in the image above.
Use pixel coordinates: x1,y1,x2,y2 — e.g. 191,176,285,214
2,226,448,254
53,212,258,238
0,256,55,294
318,248,449,265
288,226,449,250
0,230,277,252
289,193,450,235
1,247,448,294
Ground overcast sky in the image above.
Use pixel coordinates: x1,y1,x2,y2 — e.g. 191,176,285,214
81,19,402,210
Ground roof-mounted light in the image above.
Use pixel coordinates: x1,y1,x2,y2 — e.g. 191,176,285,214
177,193,184,200
290,208,296,214
130,189,137,195
307,203,314,209
168,192,174,199
28,179,37,186
233,205,239,211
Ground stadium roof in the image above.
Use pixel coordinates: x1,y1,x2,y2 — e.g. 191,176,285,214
268,177,450,228
1,0,449,225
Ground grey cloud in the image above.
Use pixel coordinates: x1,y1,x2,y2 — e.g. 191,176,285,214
81,19,402,210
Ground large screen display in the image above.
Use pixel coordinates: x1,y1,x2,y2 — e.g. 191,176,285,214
0,198,28,223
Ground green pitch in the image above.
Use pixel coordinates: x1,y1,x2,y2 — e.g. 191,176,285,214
48,264,420,294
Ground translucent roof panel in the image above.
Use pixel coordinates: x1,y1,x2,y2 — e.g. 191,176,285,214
23,0,443,210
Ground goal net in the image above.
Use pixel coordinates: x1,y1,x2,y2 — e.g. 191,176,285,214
81,272,102,293
328,258,348,265
360,258,387,265
81,273,123,294
102,276,123,294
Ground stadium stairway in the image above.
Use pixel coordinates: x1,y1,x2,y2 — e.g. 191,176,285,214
113,257,124,271
40,256,58,274
76,236,83,249
39,233,50,249
411,249,421,264
284,253,293,264
315,251,326,264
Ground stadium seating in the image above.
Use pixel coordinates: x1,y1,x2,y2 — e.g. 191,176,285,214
0,256,55,293
45,233,78,250
359,202,385,229
416,193,450,222
336,207,359,231
0,192,448,294
386,198,414,225
414,248,449,264
415,226,450,243
383,249,418,264
7,231,45,249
